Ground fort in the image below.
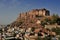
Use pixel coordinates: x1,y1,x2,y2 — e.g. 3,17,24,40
17,8,50,22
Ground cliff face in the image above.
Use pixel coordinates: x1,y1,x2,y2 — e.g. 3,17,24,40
11,8,50,27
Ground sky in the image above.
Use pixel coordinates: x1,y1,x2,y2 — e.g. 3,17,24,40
0,0,60,25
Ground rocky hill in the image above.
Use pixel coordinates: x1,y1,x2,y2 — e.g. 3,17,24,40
10,8,50,28
1,8,60,40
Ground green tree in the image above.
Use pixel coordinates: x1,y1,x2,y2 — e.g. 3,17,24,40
41,21,47,27
52,27,60,35
57,18,60,25
51,14,59,23
31,27,35,32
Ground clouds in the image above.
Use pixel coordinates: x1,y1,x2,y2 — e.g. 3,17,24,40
0,0,22,8
0,0,33,9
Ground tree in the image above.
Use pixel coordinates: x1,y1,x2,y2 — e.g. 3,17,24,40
57,18,60,25
41,21,47,27
31,27,35,32
51,14,59,23
52,27,60,35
